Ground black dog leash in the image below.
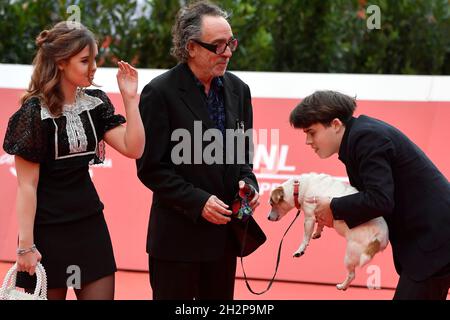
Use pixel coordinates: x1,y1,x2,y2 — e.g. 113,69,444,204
240,209,301,295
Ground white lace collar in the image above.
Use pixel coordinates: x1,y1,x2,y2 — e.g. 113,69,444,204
40,90,103,120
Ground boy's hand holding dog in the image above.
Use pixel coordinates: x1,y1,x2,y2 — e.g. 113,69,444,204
305,196,334,227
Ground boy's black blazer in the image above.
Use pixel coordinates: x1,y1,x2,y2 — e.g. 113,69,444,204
331,115,450,281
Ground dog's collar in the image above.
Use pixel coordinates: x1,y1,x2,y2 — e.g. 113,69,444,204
293,179,300,209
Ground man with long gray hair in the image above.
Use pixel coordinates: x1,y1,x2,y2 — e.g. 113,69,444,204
136,1,261,299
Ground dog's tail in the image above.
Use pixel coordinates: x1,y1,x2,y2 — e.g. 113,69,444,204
359,239,381,267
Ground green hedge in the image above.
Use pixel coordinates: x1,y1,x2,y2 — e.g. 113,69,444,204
0,0,448,74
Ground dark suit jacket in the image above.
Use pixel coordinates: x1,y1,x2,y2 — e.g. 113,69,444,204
331,115,450,281
136,63,258,262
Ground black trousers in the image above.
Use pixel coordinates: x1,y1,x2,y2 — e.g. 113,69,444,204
394,263,450,300
149,249,237,300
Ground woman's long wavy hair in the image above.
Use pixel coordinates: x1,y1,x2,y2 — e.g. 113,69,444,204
22,21,97,116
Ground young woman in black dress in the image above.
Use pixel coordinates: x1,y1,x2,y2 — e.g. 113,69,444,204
3,21,145,300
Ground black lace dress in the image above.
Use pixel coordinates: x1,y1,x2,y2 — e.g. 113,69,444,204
3,89,125,289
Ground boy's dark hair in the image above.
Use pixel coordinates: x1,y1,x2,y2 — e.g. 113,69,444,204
289,90,357,128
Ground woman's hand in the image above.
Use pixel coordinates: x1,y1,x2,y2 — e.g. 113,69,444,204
105,61,144,159
116,61,138,101
17,249,42,276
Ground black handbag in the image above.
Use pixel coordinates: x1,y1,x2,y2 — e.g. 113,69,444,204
229,215,266,257
229,184,266,257
229,183,300,295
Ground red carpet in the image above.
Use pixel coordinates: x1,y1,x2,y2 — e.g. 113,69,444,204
0,261,402,300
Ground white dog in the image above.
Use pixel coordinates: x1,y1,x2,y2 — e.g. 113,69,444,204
268,173,389,290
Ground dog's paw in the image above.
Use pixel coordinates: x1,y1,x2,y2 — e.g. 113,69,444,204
293,251,304,258
312,233,321,239
336,283,348,291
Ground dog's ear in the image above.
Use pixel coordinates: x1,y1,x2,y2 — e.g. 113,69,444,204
271,186,284,204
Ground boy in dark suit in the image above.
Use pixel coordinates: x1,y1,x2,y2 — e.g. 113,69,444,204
289,90,450,299
136,1,261,299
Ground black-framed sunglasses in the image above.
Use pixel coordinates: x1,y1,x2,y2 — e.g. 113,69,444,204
192,37,238,55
